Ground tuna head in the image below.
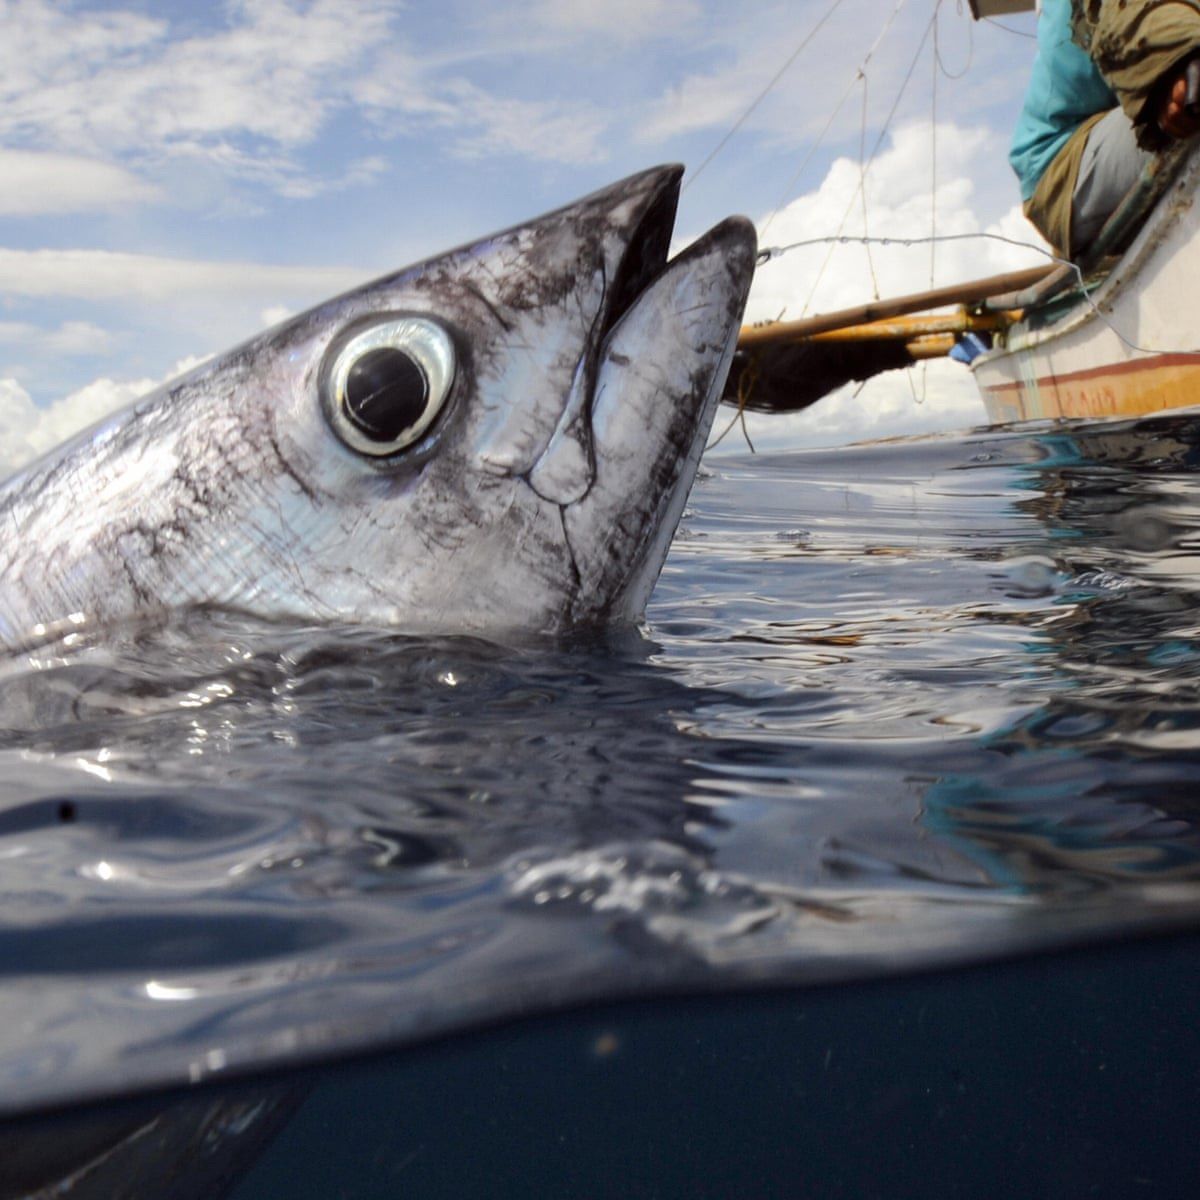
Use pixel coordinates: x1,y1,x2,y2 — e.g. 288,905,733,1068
0,166,756,645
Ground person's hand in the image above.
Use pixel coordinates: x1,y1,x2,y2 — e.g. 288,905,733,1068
1158,59,1200,139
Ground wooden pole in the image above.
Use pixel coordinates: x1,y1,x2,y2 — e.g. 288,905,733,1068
905,334,956,360
804,310,1014,343
737,264,1053,349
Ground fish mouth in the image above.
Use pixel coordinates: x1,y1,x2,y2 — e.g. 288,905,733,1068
526,165,754,509
596,166,683,350
554,172,757,623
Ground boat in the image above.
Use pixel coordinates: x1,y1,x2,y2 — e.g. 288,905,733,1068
971,141,1200,424
728,0,1200,429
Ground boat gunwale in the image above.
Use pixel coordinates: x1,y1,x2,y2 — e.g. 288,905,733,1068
972,142,1200,368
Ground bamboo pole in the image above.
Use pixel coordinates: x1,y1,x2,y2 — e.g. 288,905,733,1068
905,334,957,360
804,310,1015,343
737,265,1053,349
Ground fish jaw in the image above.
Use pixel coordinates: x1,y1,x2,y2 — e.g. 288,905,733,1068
563,216,758,625
564,219,758,624
0,168,756,645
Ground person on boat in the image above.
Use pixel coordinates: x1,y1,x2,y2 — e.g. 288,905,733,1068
1011,0,1200,259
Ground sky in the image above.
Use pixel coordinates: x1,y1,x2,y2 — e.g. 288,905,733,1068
0,0,1048,476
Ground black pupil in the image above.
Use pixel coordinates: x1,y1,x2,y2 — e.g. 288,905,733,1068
344,348,429,443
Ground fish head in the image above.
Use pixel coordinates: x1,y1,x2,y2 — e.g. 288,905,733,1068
2,166,756,640
268,164,756,632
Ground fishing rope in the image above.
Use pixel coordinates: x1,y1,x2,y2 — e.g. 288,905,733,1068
709,356,759,451
920,0,947,404
930,0,939,292
758,0,912,244
908,361,925,405
756,230,1200,359
919,0,974,400
800,3,939,316
927,0,976,289
935,0,974,79
758,85,857,245
682,0,849,193
861,74,881,301
759,229,1050,266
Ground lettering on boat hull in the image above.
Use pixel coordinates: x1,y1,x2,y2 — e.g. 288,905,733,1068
980,353,1200,424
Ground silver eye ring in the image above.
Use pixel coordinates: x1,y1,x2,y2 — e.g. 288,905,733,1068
324,316,456,457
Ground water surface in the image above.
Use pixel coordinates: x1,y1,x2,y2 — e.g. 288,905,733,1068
3,411,1200,1116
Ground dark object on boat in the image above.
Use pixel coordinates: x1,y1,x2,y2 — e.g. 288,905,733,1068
724,338,917,414
723,266,1052,413
967,0,1034,16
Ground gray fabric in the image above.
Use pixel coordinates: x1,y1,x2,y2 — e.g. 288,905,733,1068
1070,104,1155,254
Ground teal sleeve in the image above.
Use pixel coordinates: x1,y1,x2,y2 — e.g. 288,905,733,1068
1009,0,1116,200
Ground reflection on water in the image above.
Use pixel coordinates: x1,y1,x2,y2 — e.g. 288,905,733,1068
2,411,1200,1185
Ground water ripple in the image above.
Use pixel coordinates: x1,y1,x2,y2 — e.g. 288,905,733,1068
3,412,1200,1111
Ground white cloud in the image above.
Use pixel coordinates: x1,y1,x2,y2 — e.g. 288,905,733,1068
275,155,388,200
642,46,777,143
0,374,142,478
0,320,112,356
0,149,161,215
350,55,610,164
637,0,911,146
0,0,613,188
0,353,212,479
260,305,293,328
0,0,413,196
0,247,365,303
0,0,399,152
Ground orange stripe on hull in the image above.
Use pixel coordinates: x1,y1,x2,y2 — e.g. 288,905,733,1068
980,354,1200,424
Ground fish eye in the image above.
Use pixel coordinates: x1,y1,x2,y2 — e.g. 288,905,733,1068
324,316,456,456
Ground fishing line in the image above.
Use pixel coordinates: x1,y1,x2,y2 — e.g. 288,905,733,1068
800,4,940,316
983,17,1036,39
861,73,881,300
930,0,940,292
1061,284,1200,358
709,358,759,451
682,0,849,193
934,0,974,79
760,230,1057,261
909,362,926,405
919,0,944,406
757,83,858,244
759,0,913,243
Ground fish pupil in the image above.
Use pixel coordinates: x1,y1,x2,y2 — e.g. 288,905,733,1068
344,348,429,442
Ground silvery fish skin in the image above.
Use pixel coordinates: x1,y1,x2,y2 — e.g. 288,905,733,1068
0,166,755,646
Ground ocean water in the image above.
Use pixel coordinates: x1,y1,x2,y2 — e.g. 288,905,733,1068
3,410,1200,1196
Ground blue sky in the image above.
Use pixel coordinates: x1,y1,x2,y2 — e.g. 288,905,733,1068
0,0,1044,471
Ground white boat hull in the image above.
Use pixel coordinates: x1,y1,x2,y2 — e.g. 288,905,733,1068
973,146,1200,424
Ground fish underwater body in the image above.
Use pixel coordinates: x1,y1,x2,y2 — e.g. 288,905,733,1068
0,166,756,649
